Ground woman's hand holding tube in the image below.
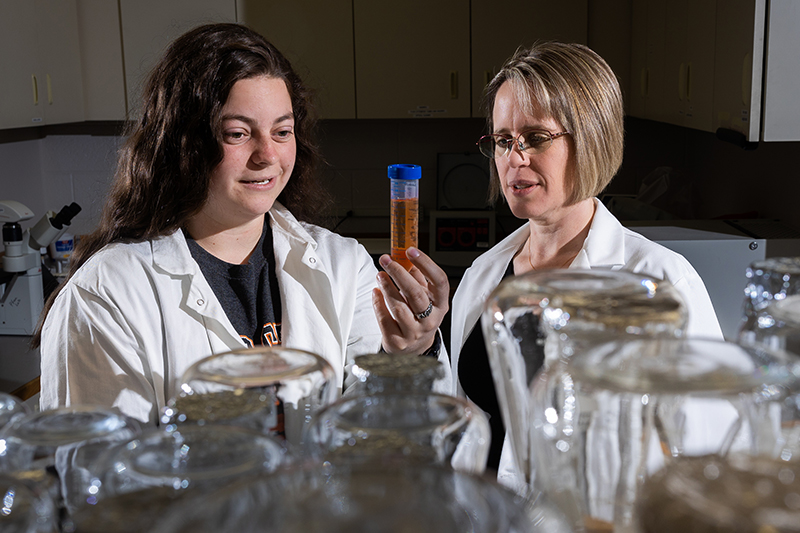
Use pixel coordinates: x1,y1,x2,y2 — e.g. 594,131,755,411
372,247,449,356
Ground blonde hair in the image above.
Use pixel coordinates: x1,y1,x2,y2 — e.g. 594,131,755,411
482,42,624,205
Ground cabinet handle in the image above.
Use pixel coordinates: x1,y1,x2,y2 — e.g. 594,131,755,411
450,71,458,99
32,75,39,105
47,74,53,105
678,63,686,101
686,63,692,101
484,70,493,86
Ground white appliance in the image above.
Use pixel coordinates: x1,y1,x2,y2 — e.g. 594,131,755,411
628,221,800,340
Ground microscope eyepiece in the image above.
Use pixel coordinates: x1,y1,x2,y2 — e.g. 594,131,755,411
50,202,82,230
2,222,23,243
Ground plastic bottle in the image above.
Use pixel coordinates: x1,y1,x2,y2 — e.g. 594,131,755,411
388,164,420,271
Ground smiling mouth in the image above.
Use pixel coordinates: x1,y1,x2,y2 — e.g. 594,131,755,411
244,178,273,185
512,183,536,190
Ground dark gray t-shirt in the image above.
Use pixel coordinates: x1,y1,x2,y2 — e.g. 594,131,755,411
184,223,282,348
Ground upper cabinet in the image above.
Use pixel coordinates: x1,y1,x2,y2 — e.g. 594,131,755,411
630,0,799,142
0,0,84,129
712,0,766,142
752,0,799,142
629,0,716,131
237,0,355,119
76,0,126,121
471,1,588,117
353,0,470,119
119,0,237,119
239,0,586,120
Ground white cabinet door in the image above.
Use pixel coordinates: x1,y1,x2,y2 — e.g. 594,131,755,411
237,0,356,119
119,0,237,117
761,0,800,142
353,0,471,119
470,1,588,118
0,0,84,129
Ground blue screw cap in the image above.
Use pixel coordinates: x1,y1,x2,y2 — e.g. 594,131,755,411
387,164,421,180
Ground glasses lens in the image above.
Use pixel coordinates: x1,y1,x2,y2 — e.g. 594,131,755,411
520,131,552,154
478,135,496,159
477,136,502,159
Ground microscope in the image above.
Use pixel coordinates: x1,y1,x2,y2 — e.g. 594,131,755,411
1,200,81,336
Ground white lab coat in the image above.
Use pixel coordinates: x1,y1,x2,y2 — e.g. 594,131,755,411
40,202,452,424
450,198,724,490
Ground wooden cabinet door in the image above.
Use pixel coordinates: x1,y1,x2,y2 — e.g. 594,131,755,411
628,0,673,125
0,0,84,129
76,0,127,121
34,0,85,125
0,1,40,129
119,0,237,117
237,0,356,119
712,0,766,142
470,1,588,118
353,0,470,119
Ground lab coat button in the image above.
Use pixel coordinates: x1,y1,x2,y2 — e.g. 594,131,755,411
197,299,205,306
309,257,316,264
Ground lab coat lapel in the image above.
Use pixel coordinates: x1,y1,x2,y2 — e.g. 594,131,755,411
572,199,627,269
269,206,343,364
150,231,245,352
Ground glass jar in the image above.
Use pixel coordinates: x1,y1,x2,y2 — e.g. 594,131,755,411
741,257,800,328
345,352,445,396
0,405,141,517
528,337,800,533
739,257,800,358
152,462,546,533
165,346,337,446
89,424,291,501
304,392,490,474
482,269,688,492
0,392,30,432
0,472,58,533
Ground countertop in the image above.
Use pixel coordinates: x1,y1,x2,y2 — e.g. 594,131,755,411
0,335,40,396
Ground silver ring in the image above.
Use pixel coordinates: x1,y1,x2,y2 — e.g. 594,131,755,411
415,300,434,320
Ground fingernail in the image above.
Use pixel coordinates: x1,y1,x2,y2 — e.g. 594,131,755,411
406,247,420,259
379,255,391,268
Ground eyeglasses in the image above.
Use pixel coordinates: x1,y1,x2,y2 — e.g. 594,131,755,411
476,129,570,159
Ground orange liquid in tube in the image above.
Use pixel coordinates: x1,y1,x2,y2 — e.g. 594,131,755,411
390,197,418,270
388,164,421,271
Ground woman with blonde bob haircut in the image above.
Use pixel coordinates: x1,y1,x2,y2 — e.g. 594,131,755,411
450,42,722,480
483,42,625,206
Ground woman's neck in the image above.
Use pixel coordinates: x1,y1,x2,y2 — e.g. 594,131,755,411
184,213,266,265
515,198,595,273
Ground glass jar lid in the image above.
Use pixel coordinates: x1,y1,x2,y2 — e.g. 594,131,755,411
568,337,800,395
183,346,333,389
2,405,136,447
107,424,290,485
638,454,800,532
485,269,688,336
162,388,276,425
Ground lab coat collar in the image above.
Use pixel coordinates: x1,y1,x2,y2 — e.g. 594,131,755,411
572,198,626,269
148,201,317,277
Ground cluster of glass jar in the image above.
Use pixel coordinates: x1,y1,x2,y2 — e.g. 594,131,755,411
0,345,544,532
